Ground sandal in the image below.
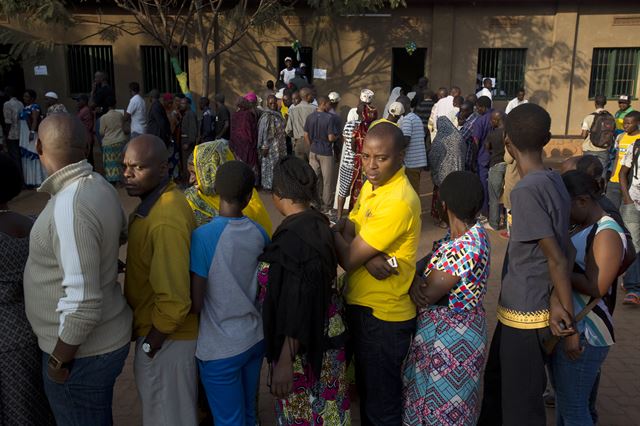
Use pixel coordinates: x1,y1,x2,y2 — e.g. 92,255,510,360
623,292,640,305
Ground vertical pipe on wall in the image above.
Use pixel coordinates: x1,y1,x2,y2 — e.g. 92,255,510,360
564,11,580,136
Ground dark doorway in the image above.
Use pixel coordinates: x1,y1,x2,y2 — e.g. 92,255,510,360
391,47,426,94
277,46,313,84
0,45,25,98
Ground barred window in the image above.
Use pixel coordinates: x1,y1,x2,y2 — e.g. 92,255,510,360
67,45,114,95
589,48,640,99
141,46,189,94
477,48,527,100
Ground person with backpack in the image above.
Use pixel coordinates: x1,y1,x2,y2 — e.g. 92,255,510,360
617,112,640,305
581,95,615,177
606,111,640,208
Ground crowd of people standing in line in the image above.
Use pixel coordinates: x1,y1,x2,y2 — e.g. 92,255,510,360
0,57,638,426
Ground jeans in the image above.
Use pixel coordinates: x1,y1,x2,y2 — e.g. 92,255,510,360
346,305,416,426
621,203,640,292
477,144,491,216
551,335,610,426
42,343,129,426
198,340,265,426
583,150,610,179
488,162,507,228
606,181,621,209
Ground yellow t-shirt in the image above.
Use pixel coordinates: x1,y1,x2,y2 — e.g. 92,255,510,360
345,167,422,321
610,133,640,183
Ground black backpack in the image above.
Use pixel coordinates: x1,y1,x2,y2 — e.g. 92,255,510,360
589,111,616,149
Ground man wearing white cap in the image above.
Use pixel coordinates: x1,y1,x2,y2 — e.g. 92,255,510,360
279,57,296,85
44,92,68,115
299,63,309,82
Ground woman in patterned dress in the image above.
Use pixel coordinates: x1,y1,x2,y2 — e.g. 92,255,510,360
258,95,287,190
0,153,54,426
259,156,350,425
403,171,490,426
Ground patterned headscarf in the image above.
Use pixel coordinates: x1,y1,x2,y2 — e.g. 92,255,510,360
184,140,273,234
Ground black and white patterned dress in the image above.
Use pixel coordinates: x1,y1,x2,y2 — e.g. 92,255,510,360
0,231,54,426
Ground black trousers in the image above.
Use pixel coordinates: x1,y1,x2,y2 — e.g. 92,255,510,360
5,138,21,176
478,322,549,426
346,305,416,426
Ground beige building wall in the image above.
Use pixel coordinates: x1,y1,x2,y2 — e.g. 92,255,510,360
3,2,640,138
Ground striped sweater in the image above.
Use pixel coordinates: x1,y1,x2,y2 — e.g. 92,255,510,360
24,160,132,357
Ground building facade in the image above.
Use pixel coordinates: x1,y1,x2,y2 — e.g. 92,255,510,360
2,0,640,136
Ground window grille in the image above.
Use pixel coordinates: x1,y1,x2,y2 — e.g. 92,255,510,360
477,48,527,100
589,48,640,99
141,46,189,94
67,45,114,95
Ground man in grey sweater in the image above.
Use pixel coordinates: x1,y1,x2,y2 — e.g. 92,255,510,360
23,113,132,425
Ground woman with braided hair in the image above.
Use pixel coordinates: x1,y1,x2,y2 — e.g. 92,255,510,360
259,156,350,424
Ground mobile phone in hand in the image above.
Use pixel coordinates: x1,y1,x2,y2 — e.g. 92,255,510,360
387,256,398,268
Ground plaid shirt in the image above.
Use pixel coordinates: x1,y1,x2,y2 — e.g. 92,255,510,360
459,112,479,144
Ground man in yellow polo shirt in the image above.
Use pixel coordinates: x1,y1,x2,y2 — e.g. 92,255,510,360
334,122,421,425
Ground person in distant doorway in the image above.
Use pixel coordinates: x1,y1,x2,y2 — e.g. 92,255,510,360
298,62,309,81
304,96,338,214
476,78,493,100
215,94,231,141
615,94,635,136
43,92,67,115
19,89,45,186
581,94,611,176
99,96,128,184
125,82,147,138
289,69,310,92
0,153,55,426
3,86,23,173
147,89,171,146
505,87,528,114
285,87,316,161
259,95,287,190
279,57,296,85
398,95,427,195
123,135,198,426
25,114,132,425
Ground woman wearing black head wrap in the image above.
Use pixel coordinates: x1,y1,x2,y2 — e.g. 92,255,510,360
258,156,350,424
403,171,491,425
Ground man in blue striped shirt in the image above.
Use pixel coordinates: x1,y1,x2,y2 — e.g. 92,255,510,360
398,95,427,195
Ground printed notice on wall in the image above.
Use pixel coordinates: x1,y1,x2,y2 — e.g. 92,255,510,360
34,65,48,76
313,68,327,80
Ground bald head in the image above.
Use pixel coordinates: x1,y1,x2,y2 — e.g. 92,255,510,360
37,113,88,174
299,87,313,103
127,134,168,164
123,134,169,197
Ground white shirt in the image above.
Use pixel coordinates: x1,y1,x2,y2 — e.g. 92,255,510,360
621,145,640,210
476,87,493,100
505,97,528,114
126,94,147,135
429,95,455,134
279,68,296,85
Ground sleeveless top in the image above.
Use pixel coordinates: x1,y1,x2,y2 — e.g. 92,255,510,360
571,215,626,347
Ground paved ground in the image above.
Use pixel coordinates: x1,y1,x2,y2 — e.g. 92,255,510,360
10,172,640,426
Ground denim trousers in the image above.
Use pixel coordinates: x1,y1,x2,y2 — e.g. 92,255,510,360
42,343,129,426
550,335,610,426
346,305,416,426
582,150,610,179
605,181,622,209
198,340,265,426
621,203,640,292
488,162,507,228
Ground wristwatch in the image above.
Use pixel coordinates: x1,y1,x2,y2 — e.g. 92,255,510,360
48,353,72,370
